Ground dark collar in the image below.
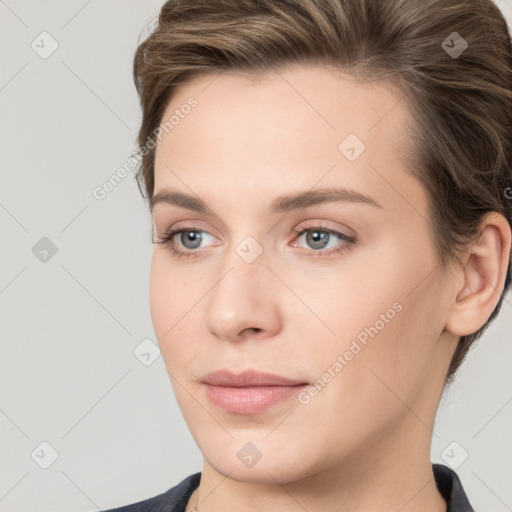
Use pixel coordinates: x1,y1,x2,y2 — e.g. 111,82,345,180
177,465,474,511
433,463,475,511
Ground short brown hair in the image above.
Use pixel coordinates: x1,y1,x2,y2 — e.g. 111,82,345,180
132,0,512,384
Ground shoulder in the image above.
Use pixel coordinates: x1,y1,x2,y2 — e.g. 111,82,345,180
432,463,475,512
101,472,201,512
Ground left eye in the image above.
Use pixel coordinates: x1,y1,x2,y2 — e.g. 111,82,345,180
293,227,353,251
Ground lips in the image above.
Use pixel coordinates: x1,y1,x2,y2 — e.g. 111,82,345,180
201,369,309,415
201,369,307,387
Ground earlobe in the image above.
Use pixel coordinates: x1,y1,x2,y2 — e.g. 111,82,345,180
445,212,511,337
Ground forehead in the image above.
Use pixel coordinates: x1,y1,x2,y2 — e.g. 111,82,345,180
160,64,409,134
153,64,423,216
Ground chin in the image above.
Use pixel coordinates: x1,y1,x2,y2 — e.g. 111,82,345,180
209,456,308,485
196,433,320,485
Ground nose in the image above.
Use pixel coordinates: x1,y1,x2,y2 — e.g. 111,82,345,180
204,244,283,343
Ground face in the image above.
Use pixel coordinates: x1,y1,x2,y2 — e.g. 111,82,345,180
150,64,455,484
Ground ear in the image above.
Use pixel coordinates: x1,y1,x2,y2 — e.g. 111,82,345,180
444,212,511,337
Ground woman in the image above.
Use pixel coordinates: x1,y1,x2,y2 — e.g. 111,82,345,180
104,0,512,510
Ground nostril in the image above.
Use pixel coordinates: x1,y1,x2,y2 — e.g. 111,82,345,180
240,327,262,337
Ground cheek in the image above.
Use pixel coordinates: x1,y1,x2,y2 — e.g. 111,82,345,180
149,253,216,380
291,277,444,460
306,234,444,388
149,255,191,360
149,251,200,326
149,255,170,336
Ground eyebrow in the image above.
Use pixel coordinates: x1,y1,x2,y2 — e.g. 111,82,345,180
149,186,382,215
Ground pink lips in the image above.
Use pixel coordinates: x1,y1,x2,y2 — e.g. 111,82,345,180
201,369,308,415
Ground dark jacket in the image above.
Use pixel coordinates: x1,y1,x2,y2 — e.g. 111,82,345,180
102,463,474,511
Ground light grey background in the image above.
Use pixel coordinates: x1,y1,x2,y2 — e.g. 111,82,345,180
0,1,511,511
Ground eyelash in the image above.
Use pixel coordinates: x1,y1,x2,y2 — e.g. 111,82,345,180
153,223,356,260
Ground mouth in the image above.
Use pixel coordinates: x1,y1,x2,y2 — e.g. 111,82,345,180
201,369,309,415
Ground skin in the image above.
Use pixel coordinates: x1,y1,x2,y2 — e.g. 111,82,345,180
149,64,511,512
